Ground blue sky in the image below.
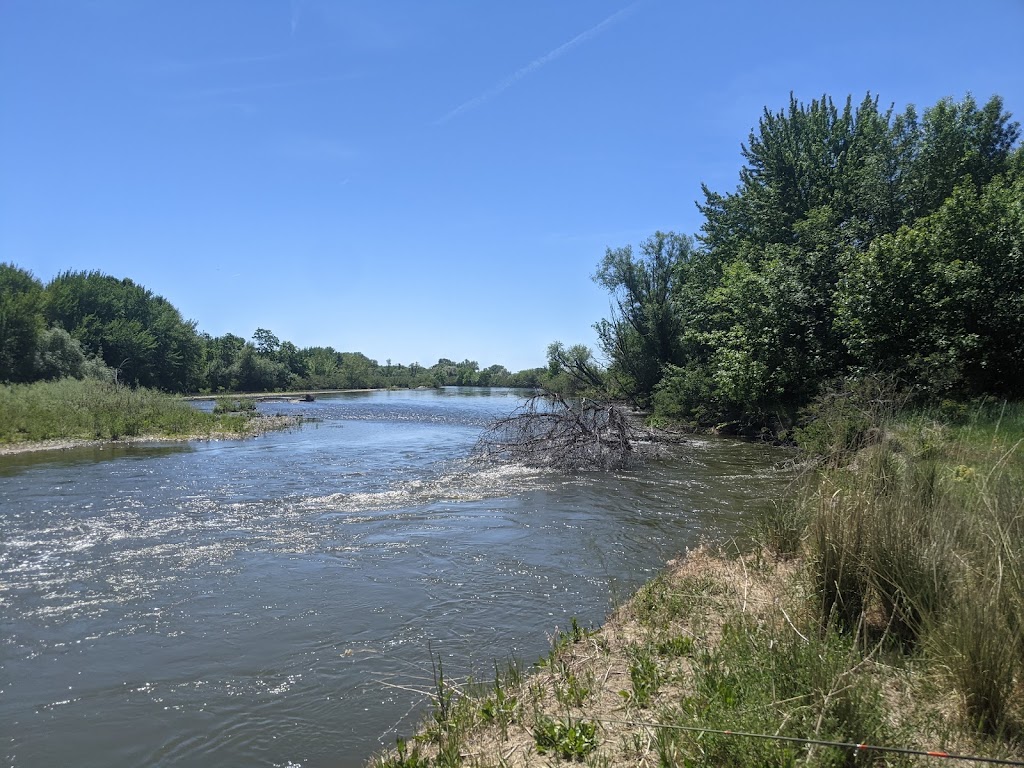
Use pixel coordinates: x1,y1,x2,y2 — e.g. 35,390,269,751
2,1,1022,372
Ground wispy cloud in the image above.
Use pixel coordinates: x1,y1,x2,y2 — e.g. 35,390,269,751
435,2,640,126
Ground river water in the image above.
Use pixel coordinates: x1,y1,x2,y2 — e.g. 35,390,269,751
0,388,789,767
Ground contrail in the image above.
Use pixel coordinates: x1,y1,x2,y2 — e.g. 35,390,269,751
435,2,639,125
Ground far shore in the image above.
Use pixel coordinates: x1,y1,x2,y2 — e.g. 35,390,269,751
1,387,445,458
181,388,381,401
0,414,302,457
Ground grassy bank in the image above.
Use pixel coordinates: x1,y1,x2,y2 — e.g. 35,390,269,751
370,396,1024,767
0,377,283,446
789,397,1024,735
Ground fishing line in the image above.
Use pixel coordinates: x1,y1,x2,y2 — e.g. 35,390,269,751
596,717,1024,765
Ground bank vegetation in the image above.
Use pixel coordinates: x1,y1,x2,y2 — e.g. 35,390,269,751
546,92,1023,439
0,263,545,395
365,89,1024,766
371,389,1024,767
0,377,297,450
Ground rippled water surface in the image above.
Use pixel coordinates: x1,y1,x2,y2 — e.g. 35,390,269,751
1,388,790,767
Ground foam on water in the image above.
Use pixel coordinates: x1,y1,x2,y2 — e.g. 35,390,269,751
0,390,791,768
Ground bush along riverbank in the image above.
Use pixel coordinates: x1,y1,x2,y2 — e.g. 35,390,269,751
0,377,301,453
370,389,1024,767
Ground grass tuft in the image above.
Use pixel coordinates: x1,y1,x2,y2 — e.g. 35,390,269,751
0,378,271,444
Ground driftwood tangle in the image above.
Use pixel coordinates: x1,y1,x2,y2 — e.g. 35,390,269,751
473,392,659,471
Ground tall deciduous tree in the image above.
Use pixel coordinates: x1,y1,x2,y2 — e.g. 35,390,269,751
43,271,202,391
586,93,1023,429
0,263,45,383
593,231,692,402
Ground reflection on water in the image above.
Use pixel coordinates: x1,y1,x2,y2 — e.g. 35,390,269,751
0,442,194,476
0,388,791,767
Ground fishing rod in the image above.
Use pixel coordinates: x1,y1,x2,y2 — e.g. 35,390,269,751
598,717,1024,765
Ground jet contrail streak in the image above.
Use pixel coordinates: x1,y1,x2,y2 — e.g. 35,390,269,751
435,2,639,125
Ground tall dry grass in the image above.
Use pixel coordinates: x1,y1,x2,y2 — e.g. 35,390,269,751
795,387,1024,733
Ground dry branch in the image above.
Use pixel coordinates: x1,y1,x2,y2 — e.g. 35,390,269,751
473,392,660,471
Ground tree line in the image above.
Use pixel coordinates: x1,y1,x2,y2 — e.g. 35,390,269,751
0,268,545,392
551,93,1023,433
5,93,1020,415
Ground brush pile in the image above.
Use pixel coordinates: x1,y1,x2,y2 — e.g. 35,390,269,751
473,392,659,471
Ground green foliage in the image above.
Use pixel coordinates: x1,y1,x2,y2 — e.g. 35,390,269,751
252,327,281,357
373,737,432,768
620,644,660,708
593,231,691,402
538,617,595,668
793,375,905,465
32,326,87,380
672,618,894,767
3,265,540,398
655,634,694,658
651,363,713,423
590,93,1021,431
837,172,1024,398
553,663,592,709
0,378,256,443
630,571,720,628
44,270,204,392
479,661,519,740
752,497,809,559
212,396,258,414
796,389,1024,732
0,263,45,383
544,342,605,395
533,715,598,761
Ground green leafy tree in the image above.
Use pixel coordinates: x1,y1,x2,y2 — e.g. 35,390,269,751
656,92,1024,426
339,352,378,388
907,94,1020,217
252,328,281,357
201,333,247,391
544,342,604,394
430,358,457,387
0,263,45,383
477,364,511,387
593,231,692,401
838,168,1024,397
33,326,87,380
232,344,290,391
454,359,479,386
43,271,202,391
297,346,342,388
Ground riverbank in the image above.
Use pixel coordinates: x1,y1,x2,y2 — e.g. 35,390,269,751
0,413,303,456
0,378,305,456
371,398,1024,767
372,544,1024,767
182,388,380,401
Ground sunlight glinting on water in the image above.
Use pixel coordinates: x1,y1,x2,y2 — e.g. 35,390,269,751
0,389,790,767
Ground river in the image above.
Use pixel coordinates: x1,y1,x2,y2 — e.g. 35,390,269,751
0,388,789,767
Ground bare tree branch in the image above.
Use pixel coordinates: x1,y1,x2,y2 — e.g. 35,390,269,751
473,392,662,471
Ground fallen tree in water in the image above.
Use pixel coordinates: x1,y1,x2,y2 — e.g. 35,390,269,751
473,392,661,471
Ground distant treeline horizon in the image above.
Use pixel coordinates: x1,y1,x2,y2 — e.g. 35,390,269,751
5,91,1023,425
0,265,546,393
